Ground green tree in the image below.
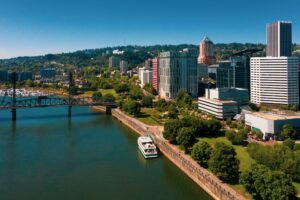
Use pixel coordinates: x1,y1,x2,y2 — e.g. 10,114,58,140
143,83,157,95
99,79,113,89
25,79,35,87
129,86,144,100
69,85,78,95
114,83,130,93
83,66,94,77
240,164,295,200
176,127,196,151
226,129,247,145
163,119,182,144
247,143,300,182
155,99,169,112
92,91,102,101
122,99,141,116
206,119,222,134
283,138,295,150
225,118,232,127
281,124,297,139
294,144,300,151
167,104,178,119
208,142,240,182
191,141,212,168
103,93,115,102
293,152,300,182
141,95,153,107
86,78,99,91
253,129,264,140
176,90,192,108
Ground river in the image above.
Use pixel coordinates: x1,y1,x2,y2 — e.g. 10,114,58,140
0,106,212,200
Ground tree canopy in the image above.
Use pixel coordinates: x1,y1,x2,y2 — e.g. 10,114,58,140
240,164,295,200
208,142,240,182
281,124,297,139
191,141,212,168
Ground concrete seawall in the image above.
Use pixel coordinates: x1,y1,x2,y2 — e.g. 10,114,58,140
93,107,248,200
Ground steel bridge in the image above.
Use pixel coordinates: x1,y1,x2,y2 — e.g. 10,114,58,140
0,96,115,109
0,72,117,121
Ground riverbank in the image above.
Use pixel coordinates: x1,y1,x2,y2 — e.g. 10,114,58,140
92,106,248,200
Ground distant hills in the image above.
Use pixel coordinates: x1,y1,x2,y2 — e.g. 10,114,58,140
1,43,298,72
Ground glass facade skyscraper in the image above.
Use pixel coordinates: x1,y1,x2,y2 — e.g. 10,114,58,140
159,49,198,99
266,21,292,57
216,56,249,90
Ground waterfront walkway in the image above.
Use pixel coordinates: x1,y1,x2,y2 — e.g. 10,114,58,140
109,108,248,200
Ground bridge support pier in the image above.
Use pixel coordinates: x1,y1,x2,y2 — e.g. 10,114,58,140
12,72,17,122
106,106,112,115
68,106,72,118
12,108,16,121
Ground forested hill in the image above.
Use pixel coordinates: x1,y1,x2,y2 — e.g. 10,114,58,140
1,43,297,72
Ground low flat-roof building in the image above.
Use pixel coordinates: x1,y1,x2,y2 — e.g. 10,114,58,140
245,111,300,139
198,97,238,119
198,88,248,119
206,88,249,105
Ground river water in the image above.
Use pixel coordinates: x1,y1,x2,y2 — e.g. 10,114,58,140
0,106,212,200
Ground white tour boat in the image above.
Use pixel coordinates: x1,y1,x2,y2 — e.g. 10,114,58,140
137,136,158,159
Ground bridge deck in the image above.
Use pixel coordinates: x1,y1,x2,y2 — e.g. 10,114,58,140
0,96,117,110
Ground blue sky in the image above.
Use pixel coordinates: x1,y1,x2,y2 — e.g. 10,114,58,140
0,0,299,58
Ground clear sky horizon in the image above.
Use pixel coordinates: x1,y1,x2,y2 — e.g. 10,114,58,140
0,0,299,59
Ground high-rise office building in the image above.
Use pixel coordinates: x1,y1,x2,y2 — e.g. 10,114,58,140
198,36,216,65
119,60,128,74
231,56,250,90
159,49,198,99
251,21,299,106
250,57,299,105
152,58,159,92
216,61,233,88
109,56,120,68
139,67,152,87
216,56,249,90
266,21,292,57
197,64,208,80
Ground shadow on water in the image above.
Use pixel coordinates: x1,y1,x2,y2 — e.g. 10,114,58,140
6,122,17,172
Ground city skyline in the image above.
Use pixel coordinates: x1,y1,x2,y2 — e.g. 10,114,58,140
1,0,300,59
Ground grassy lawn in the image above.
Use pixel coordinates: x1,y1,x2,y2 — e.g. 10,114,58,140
135,108,161,126
99,89,118,97
84,89,118,98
